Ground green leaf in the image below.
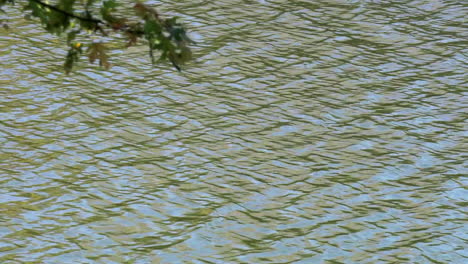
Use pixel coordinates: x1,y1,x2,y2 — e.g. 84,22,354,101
102,0,118,9
64,43,82,74
143,19,161,37
67,29,80,44
58,0,75,13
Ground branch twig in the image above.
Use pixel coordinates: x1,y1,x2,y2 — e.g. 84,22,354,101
30,0,102,24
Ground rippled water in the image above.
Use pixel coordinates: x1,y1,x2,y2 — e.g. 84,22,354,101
1,0,467,263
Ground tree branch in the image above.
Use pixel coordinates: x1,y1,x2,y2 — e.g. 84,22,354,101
29,0,146,36
30,0,102,24
22,0,189,72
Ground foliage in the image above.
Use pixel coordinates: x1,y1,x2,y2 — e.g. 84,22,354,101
1,0,194,73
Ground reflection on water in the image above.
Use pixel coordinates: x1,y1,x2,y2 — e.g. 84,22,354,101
1,0,466,263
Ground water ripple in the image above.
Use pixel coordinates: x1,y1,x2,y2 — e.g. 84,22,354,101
1,0,467,263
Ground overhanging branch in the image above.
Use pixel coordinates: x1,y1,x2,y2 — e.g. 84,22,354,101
30,0,102,25
28,0,145,35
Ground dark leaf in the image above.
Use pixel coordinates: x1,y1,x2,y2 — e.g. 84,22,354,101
67,29,80,45
87,42,110,69
63,43,82,74
125,31,139,47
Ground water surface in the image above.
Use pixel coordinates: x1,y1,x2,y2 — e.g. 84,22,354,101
1,0,467,263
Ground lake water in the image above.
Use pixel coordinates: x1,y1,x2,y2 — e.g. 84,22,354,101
1,0,467,263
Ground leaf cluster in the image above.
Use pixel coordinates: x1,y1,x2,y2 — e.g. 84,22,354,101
3,0,195,73
136,2,193,71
